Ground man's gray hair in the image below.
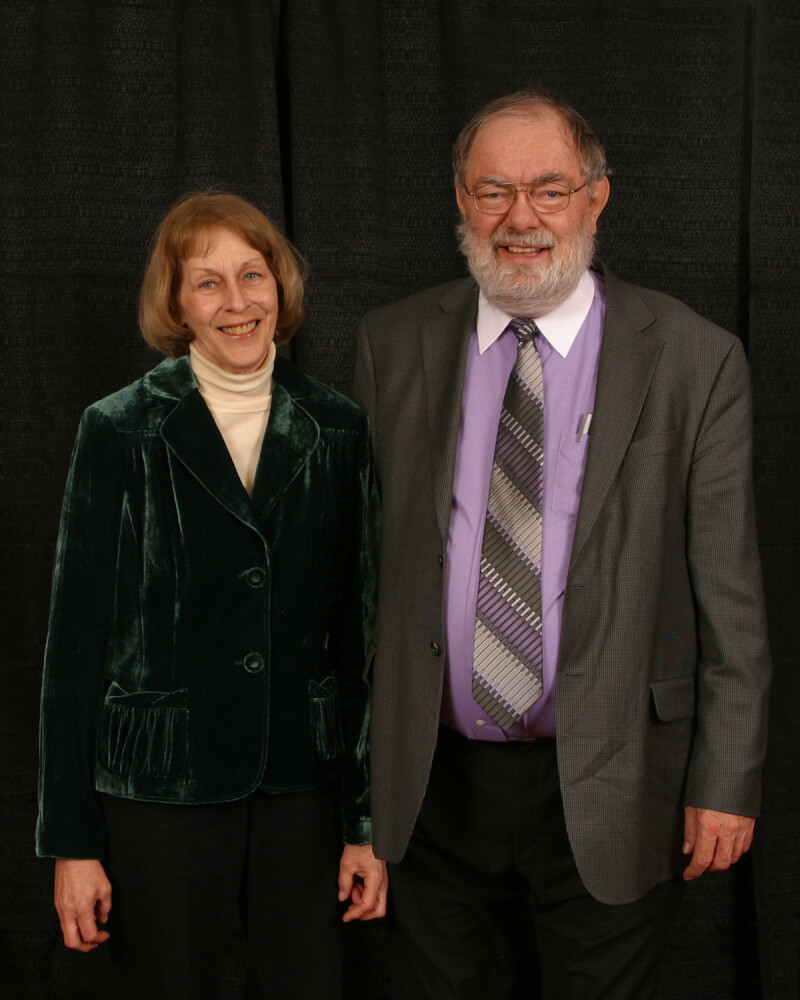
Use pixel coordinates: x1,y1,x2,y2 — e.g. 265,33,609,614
452,90,608,191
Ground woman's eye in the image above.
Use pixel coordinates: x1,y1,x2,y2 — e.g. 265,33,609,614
199,279,217,290
243,271,260,281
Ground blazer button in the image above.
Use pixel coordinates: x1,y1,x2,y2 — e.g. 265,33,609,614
430,642,442,657
243,567,267,588
243,652,265,673
437,554,444,569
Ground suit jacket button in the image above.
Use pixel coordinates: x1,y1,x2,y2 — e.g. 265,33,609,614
243,652,265,673
437,554,444,568
430,642,441,657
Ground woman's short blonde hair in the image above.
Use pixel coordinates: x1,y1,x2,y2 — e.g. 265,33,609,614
139,191,306,356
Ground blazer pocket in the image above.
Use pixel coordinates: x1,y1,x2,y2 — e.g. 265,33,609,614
650,676,695,722
625,430,679,462
99,682,189,778
309,675,345,761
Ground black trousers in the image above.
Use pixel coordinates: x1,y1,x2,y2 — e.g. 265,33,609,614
101,784,343,1000
388,726,683,1000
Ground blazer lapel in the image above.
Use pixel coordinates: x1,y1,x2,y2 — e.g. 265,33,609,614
250,374,319,519
160,379,263,535
156,355,319,535
569,270,664,565
420,280,478,543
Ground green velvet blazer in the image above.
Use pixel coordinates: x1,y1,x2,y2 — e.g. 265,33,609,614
37,355,377,860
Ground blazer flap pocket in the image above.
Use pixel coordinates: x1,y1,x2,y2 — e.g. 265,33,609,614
626,430,679,461
101,683,189,778
309,675,337,699
104,681,189,709
309,674,344,761
650,676,695,722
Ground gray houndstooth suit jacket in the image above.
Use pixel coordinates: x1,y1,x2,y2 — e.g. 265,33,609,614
353,265,771,905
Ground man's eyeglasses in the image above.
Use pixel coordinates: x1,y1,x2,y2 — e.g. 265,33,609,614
464,181,588,215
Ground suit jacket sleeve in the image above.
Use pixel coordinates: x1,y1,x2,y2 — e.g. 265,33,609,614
683,336,771,815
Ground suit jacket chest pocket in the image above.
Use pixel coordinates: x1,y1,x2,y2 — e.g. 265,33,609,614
624,430,679,462
621,431,680,503
552,434,589,518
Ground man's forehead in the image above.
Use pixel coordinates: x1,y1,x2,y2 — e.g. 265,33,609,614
467,111,579,173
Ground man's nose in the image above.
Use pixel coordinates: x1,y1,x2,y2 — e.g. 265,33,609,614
503,187,545,229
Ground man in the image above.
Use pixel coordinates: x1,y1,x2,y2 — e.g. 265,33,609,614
353,91,771,999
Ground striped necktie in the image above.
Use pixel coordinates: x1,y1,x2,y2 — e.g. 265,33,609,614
472,318,545,729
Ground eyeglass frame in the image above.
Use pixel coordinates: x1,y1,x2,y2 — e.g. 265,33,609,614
463,179,588,215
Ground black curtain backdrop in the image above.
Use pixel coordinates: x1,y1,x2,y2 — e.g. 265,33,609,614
2,1,798,998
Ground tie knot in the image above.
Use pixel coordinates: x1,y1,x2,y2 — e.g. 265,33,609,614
508,318,541,344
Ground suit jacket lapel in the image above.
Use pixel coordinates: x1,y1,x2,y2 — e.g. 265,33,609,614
569,269,664,564
420,280,478,543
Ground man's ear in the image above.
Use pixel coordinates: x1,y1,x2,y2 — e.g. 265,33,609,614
587,176,611,231
455,181,469,218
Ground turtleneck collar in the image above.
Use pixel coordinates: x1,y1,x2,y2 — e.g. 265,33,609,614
189,341,276,412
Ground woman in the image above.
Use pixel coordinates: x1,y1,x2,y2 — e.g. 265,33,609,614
37,192,386,999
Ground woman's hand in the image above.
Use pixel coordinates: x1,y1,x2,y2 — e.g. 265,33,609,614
337,843,388,922
54,859,112,951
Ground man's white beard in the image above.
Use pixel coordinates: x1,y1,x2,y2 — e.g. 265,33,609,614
457,216,596,317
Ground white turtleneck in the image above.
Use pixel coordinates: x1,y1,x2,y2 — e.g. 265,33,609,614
189,342,276,494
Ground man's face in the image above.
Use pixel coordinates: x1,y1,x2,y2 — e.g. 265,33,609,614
456,110,610,316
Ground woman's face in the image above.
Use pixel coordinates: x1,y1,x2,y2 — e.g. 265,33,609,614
177,227,280,374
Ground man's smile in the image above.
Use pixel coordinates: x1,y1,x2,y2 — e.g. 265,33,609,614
497,244,552,259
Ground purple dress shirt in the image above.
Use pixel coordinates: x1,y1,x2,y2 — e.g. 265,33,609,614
441,271,606,740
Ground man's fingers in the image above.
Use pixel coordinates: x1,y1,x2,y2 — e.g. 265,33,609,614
683,849,713,880
683,809,756,879
682,806,698,854
683,824,717,880
737,823,754,857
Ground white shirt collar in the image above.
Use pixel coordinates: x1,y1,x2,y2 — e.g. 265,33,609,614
476,270,596,358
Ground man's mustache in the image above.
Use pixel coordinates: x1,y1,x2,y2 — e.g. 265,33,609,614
490,229,557,251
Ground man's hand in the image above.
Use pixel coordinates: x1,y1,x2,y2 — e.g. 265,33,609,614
682,806,755,881
54,858,112,951
337,843,388,922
